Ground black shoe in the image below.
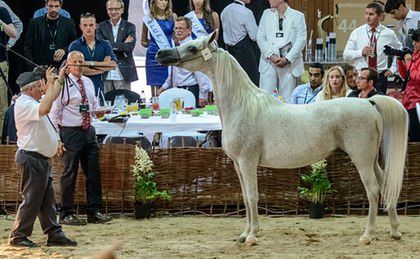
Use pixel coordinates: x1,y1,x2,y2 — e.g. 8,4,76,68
9,237,40,248
47,234,77,247
59,214,87,226
87,212,113,223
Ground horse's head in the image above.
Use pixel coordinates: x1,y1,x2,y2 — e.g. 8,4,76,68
156,31,218,73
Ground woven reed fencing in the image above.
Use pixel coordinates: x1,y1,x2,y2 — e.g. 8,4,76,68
1,144,420,215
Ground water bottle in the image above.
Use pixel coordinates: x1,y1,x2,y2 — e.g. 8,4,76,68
315,38,323,62
329,32,337,61
140,90,147,109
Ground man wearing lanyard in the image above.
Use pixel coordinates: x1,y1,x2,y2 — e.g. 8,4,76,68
50,50,112,225
9,67,77,247
257,0,307,102
24,0,77,70
289,63,324,104
68,13,117,98
343,2,401,94
221,0,259,86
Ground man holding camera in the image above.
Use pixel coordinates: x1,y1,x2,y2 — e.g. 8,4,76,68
397,29,420,142
385,0,420,48
343,2,401,94
9,66,77,247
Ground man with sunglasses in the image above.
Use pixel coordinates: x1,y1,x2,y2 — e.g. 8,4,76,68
97,0,138,93
348,67,383,98
68,12,117,98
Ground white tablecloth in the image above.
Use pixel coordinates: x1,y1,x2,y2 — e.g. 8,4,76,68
92,113,222,137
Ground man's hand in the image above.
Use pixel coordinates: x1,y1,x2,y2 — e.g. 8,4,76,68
383,70,393,77
57,140,66,157
103,56,111,62
53,49,66,62
45,66,57,88
404,53,413,63
125,35,134,43
362,46,374,57
269,55,281,65
275,57,288,68
199,98,207,107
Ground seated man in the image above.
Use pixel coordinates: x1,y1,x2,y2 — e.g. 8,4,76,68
348,67,383,98
158,17,211,108
289,63,324,104
343,64,358,91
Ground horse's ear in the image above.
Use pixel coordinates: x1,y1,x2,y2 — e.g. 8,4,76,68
206,30,217,45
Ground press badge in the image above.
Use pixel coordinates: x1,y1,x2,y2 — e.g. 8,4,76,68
49,43,56,50
276,32,284,38
79,104,90,113
201,48,212,61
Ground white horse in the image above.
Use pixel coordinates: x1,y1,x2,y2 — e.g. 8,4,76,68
156,32,409,246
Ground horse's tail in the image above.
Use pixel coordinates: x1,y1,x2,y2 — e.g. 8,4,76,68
370,95,408,211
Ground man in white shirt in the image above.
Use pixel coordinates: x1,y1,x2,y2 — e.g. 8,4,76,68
50,50,112,225
9,67,77,247
221,0,259,86
257,0,306,102
158,17,212,107
343,2,402,94
385,0,420,48
97,0,138,92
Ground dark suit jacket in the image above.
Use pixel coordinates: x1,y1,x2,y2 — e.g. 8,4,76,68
97,19,138,83
24,15,77,69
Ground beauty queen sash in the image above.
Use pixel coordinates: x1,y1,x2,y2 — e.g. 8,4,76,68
185,11,208,38
142,15,173,49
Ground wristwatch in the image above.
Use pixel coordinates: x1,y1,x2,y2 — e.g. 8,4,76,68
89,61,94,68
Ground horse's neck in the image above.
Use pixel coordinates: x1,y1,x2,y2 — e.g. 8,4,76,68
206,50,250,116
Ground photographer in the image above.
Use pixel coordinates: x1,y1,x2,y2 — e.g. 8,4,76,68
397,28,420,142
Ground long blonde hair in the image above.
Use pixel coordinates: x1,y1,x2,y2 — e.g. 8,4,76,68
189,0,215,30
322,66,348,100
150,0,173,20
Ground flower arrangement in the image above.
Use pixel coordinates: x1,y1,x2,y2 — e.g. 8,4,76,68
131,147,171,204
298,160,334,204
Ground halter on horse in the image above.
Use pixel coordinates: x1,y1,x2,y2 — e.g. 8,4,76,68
157,32,408,246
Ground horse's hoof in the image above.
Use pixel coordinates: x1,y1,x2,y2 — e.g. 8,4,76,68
244,236,258,246
359,235,372,245
390,231,402,240
236,236,246,244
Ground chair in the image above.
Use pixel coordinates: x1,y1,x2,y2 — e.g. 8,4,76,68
104,89,141,105
103,135,152,150
158,88,196,108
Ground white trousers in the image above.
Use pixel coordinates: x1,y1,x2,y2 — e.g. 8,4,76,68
259,64,298,102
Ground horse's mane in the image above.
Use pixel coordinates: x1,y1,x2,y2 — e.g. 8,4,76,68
213,49,280,118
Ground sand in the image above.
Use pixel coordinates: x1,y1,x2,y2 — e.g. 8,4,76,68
1,215,420,258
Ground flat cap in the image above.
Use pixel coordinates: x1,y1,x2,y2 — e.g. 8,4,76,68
16,72,42,88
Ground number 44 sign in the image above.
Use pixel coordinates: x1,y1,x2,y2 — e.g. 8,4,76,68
333,0,415,52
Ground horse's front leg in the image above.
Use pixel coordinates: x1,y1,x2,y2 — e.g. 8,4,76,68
234,161,250,244
237,158,259,246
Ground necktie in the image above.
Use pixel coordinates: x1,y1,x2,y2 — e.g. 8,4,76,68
368,28,377,69
77,78,91,130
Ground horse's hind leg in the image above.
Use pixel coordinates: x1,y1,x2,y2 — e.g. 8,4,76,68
236,158,259,246
234,161,251,244
374,162,402,240
353,160,380,245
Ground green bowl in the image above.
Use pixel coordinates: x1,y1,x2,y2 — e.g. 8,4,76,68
191,109,203,117
139,108,152,118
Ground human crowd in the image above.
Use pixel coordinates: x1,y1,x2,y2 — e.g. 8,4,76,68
0,0,419,248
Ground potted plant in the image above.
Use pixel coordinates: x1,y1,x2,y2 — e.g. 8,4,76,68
131,146,171,219
298,160,334,219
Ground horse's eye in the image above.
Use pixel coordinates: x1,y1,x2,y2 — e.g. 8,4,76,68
188,46,198,54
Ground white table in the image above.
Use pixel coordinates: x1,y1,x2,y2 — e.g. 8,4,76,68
92,113,222,138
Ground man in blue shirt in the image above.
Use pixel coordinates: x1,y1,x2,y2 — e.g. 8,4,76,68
289,63,324,104
68,13,117,97
33,0,71,19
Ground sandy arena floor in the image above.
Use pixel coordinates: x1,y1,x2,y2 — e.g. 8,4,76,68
1,215,419,258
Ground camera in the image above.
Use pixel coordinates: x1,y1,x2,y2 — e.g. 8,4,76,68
383,45,412,59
